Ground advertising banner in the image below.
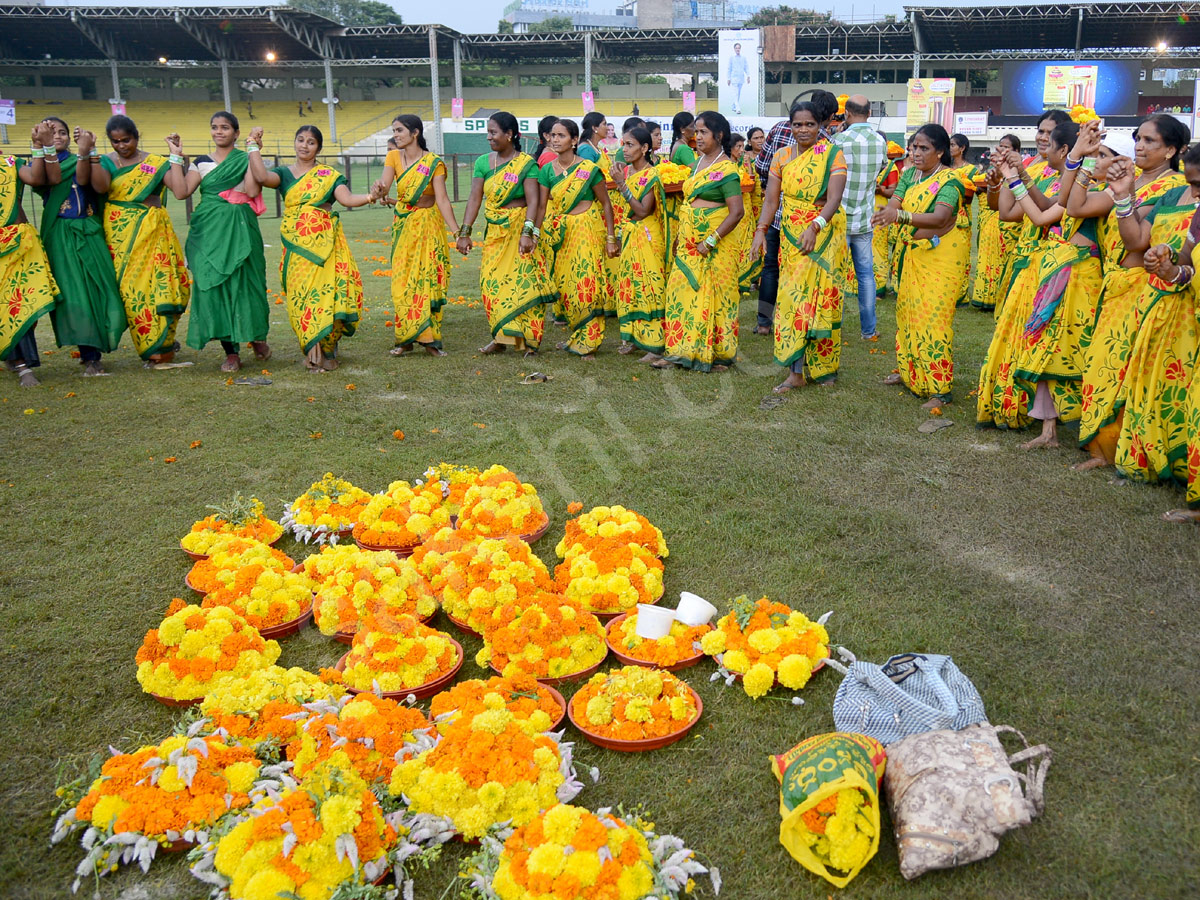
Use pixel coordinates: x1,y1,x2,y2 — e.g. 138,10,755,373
1001,60,1138,116
905,78,955,133
0,99,14,126
682,91,696,113
718,29,759,117
952,111,989,137
582,91,595,112
451,98,463,121
1042,64,1097,109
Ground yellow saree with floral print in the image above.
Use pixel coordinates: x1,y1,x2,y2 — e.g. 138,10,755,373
1114,187,1198,487
0,156,58,361
614,165,670,355
100,154,190,359
480,152,553,349
1078,171,1185,456
275,165,363,355
739,153,764,289
389,151,449,348
541,158,607,355
893,165,967,400
773,144,846,383
661,159,742,371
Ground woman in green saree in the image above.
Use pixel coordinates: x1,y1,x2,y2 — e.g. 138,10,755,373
165,111,270,372
35,117,125,377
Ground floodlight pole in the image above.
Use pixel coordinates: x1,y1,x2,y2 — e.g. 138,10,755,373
584,32,592,94
110,59,120,106
220,59,232,112
429,26,443,154
453,38,463,101
324,56,337,142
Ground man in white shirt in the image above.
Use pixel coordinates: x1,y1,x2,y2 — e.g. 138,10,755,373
726,43,751,115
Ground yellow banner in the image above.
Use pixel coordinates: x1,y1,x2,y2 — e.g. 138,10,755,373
1042,64,1097,109
905,78,956,134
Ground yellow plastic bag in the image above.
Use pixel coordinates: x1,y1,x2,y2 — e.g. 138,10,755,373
769,732,887,888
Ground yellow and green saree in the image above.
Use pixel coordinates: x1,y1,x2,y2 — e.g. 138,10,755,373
1078,171,1185,455
100,154,190,359
977,188,1099,429
0,156,58,361
773,144,846,383
873,160,898,293
661,159,742,371
1114,187,1198,486
614,165,670,355
389,152,449,348
739,153,764,289
540,158,607,355
479,152,552,350
274,164,363,355
893,165,967,400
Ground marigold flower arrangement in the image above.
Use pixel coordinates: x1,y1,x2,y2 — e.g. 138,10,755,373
186,536,294,595
420,462,482,514
340,611,460,693
201,564,315,631
571,666,697,742
794,786,877,876
555,505,668,559
181,494,284,556
475,591,607,681
430,673,563,735
197,665,343,751
463,803,717,900
287,692,436,783
306,545,438,636
353,479,452,549
699,595,829,699
554,540,665,616
282,472,372,544
609,613,709,668
51,729,267,892
190,758,398,900
455,465,548,539
411,529,553,633
388,705,581,840
135,603,281,701
655,160,692,186
1069,103,1100,124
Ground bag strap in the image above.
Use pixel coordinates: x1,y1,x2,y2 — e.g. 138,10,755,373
994,725,1053,815
820,646,856,676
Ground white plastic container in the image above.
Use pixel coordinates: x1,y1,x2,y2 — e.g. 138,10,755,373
675,591,718,627
634,604,676,639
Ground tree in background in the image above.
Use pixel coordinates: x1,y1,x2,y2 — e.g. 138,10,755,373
498,20,515,33
743,6,842,27
288,0,402,25
528,15,574,33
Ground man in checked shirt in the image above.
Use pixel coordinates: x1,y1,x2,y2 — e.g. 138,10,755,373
752,90,839,336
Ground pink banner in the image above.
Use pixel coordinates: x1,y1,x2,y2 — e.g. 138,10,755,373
582,92,595,112
682,92,696,113
451,98,463,121
110,102,126,116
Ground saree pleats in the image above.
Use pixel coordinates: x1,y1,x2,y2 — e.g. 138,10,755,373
895,227,969,400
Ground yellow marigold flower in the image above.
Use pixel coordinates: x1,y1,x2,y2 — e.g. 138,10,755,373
743,662,775,699
747,627,782,654
777,654,813,690
723,649,750,673
699,629,726,656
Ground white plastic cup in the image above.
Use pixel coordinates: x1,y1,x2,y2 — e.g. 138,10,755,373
675,591,717,627
634,604,675,639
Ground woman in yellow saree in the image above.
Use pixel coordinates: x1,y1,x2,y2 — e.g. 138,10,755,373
739,126,765,290
654,111,745,372
456,112,552,356
247,125,372,372
1065,116,1188,470
977,122,1100,449
874,124,967,407
750,102,846,392
873,156,899,295
372,115,461,357
533,118,617,359
971,134,1022,312
1110,151,1200,497
948,133,978,307
611,126,671,362
93,115,189,365
0,123,60,387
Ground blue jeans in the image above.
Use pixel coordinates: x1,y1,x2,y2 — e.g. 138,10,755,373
756,226,781,330
847,231,877,338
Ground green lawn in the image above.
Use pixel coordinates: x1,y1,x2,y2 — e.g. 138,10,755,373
2,202,1196,900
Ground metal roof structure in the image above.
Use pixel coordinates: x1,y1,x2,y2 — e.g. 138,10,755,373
1,2,1197,68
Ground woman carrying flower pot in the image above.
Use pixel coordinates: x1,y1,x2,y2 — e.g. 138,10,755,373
371,114,462,358
751,102,847,393
247,124,373,372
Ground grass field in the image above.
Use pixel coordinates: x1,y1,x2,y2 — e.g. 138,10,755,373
2,200,1197,900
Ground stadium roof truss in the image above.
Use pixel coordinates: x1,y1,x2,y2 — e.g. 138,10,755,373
1,2,1198,70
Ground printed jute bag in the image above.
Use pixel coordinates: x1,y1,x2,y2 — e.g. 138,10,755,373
884,723,1052,879
769,732,887,888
